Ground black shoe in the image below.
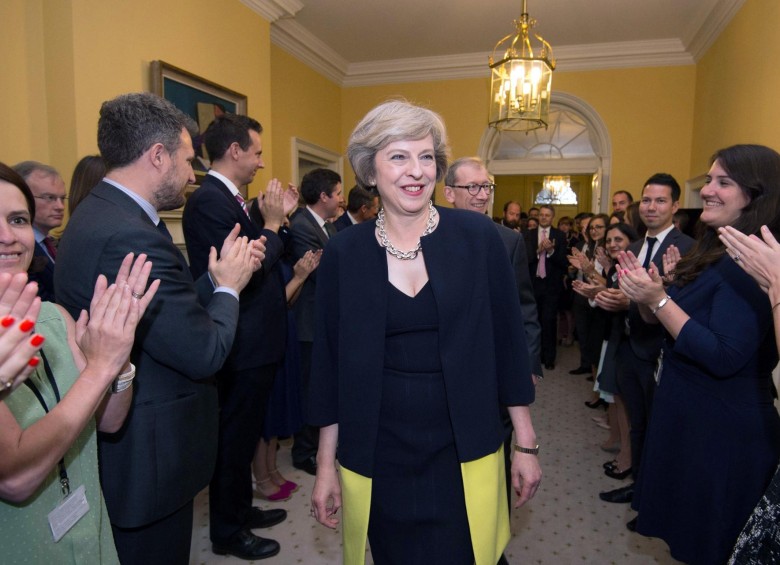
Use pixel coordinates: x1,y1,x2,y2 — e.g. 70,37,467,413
603,459,618,470
212,530,280,560
569,366,590,375
544,363,555,370
585,398,607,409
497,553,510,565
626,517,638,532
599,483,634,503
293,456,317,476
246,507,287,529
605,466,632,480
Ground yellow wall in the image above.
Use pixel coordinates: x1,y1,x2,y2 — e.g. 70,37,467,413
0,0,50,164
270,46,342,185
2,0,272,196
691,0,780,176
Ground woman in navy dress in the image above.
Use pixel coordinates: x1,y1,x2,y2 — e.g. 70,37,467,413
309,101,541,565
618,145,780,564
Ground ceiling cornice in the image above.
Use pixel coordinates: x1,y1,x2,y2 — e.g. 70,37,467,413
243,0,737,87
240,0,303,22
684,0,746,60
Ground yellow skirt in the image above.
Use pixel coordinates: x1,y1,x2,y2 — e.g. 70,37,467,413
340,446,509,565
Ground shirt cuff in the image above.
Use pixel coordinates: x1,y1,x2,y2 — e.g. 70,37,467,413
214,286,240,301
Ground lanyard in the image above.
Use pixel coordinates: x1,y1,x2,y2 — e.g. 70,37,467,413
24,350,71,496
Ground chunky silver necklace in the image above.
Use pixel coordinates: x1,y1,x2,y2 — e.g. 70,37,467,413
376,201,437,260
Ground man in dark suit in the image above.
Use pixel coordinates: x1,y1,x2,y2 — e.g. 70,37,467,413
332,185,379,231
12,161,66,302
597,173,694,521
289,168,342,475
55,93,263,565
526,204,569,370
183,114,295,560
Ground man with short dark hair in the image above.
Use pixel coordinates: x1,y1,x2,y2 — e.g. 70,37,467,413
56,92,264,564
597,173,694,527
333,185,379,231
12,161,66,301
611,190,634,213
183,113,296,560
289,168,342,474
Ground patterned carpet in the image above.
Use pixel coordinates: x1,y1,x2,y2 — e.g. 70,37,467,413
189,344,678,564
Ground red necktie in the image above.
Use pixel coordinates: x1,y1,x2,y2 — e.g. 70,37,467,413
43,236,57,260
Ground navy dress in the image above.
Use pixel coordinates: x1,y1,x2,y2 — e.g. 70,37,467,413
632,257,780,564
367,281,474,565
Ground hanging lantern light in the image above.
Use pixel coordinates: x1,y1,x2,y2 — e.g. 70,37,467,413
489,0,555,133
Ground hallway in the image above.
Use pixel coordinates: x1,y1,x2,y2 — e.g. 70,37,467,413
190,344,676,564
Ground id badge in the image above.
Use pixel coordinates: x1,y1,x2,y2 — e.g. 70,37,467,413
48,484,89,542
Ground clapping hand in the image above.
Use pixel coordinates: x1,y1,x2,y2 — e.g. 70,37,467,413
661,245,681,283
719,225,780,293
616,250,665,306
0,273,43,398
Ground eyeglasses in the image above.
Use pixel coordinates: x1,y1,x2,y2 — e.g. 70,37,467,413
450,183,496,195
34,194,68,203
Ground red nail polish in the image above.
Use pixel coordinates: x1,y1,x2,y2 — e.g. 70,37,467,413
1,316,14,328
30,334,45,347
19,319,35,332
28,357,40,367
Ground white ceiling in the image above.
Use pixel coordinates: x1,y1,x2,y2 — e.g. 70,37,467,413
242,0,745,86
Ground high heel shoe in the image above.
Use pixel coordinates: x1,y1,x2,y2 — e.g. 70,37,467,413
584,398,607,410
269,468,299,494
254,478,292,502
603,459,618,470
604,466,632,480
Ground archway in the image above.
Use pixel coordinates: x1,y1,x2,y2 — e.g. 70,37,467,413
477,92,612,216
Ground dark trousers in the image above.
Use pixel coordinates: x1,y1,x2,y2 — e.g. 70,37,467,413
533,280,560,365
292,341,319,464
616,341,657,480
209,363,277,542
112,500,193,565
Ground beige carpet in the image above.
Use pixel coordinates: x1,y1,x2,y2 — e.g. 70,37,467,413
189,344,678,564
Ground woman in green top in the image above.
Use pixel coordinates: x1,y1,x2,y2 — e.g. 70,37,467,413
0,162,159,563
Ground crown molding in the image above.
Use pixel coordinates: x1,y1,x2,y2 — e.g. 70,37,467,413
271,19,349,84
266,1,741,87
240,0,303,22
685,0,746,61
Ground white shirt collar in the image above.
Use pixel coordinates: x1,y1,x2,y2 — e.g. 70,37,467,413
207,169,240,197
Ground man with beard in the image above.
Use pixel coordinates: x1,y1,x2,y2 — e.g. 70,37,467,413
502,200,522,231
55,92,264,564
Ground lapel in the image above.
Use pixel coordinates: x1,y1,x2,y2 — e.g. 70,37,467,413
302,208,330,247
203,174,259,239
92,182,190,270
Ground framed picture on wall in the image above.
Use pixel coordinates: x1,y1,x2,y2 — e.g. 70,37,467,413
150,60,247,186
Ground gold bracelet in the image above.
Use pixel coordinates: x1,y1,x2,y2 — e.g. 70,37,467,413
514,444,540,455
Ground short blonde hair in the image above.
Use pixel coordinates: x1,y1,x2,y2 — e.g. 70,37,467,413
347,100,450,187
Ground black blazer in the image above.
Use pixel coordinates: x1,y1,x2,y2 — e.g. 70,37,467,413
289,208,330,342
183,174,287,367
55,181,240,528
333,212,354,232
30,240,56,302
626,227,695,361
309,207,534,477
496,224,543,376
525,226,569,291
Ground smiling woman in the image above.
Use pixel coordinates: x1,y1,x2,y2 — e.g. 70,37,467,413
0,162,160,564
309,100,541,565
617,145,780,564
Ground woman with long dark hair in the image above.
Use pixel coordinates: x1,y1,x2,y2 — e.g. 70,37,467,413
618,144,780,564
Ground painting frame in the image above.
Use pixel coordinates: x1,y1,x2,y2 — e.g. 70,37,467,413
150,60,248,187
